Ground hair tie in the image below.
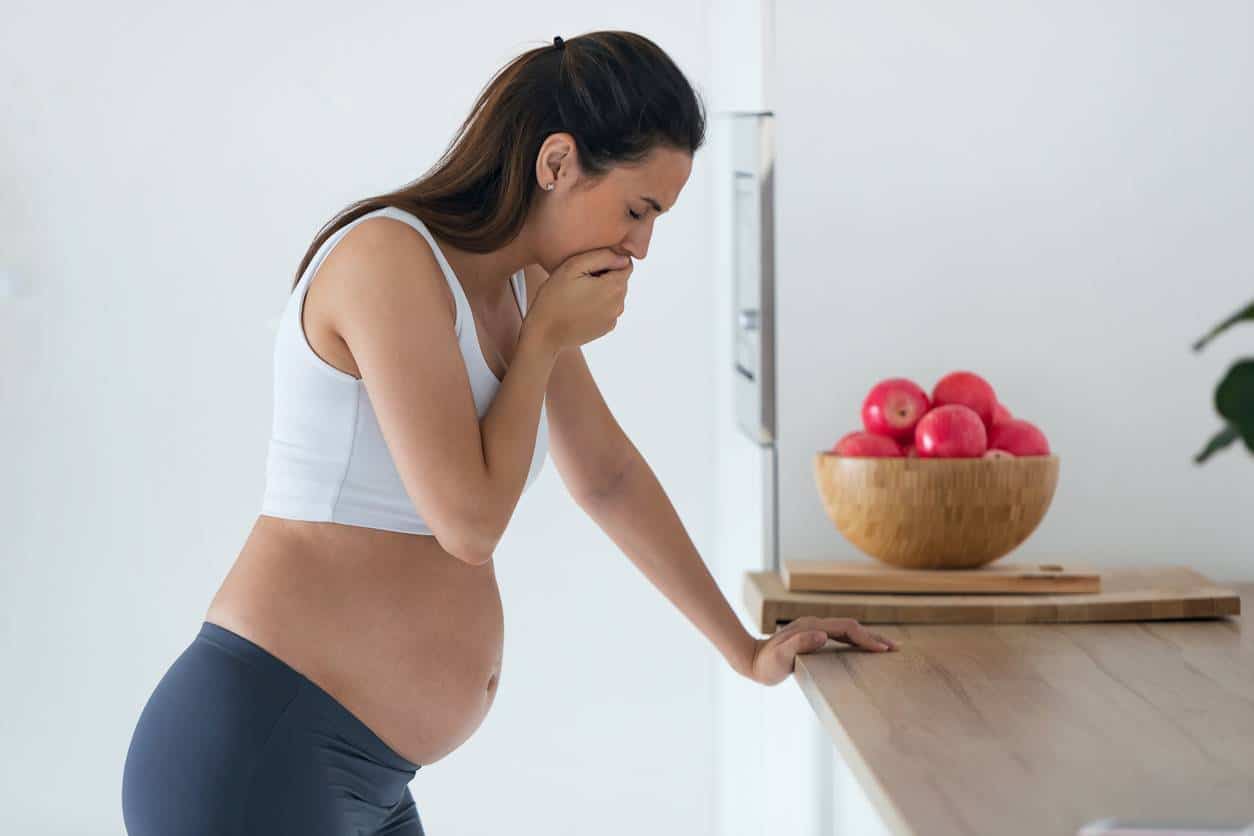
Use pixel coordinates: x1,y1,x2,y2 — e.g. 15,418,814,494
553,36,565,50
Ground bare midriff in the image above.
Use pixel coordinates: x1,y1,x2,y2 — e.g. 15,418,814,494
204,515,505,768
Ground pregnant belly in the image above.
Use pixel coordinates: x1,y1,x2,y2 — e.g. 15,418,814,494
205,516,506,768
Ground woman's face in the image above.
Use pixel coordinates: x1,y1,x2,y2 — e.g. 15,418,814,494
530,134,692,274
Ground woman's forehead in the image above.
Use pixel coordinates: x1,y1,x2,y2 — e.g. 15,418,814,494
610,151,691,206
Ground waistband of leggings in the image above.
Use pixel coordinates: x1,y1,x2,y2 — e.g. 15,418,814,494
196,620,420,771
197,620,306,684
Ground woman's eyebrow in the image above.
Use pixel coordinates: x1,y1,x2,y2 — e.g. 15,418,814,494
639,195,668,214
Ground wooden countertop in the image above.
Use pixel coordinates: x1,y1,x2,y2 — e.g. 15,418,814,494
792,579,1254,836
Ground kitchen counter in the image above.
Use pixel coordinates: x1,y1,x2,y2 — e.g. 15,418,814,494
791,580,1254,836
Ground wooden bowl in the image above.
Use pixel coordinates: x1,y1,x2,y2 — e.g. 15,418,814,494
812,453,1060,569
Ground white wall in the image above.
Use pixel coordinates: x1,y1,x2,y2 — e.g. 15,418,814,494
2,4,720,834
774,0,1254,581
708,2,900,834
708,1,769,832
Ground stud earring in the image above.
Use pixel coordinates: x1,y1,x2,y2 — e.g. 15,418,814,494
545,183,555,191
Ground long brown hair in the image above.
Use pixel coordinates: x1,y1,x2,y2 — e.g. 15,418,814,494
290,30,707,292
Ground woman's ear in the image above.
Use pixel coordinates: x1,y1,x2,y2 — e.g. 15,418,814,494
536,132,579,192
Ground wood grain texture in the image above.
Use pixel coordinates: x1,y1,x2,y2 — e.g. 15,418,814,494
781,580,1254,836
783,558,1102,594
744,566,1241,632
813,452,1061,569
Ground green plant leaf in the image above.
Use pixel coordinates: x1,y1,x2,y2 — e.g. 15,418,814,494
1215,358,1254,454
1194,424,1240,464
1193,299,1254,352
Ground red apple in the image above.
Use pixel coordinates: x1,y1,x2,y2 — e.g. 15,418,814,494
988,419,1050,456
861,378,930,441
832,431,905,458
992,402,1013,428
903,442,919,458
983,448,1016,460
914,405,988,458
932,371,998,430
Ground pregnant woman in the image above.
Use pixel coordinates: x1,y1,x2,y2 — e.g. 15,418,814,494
121,30,897,836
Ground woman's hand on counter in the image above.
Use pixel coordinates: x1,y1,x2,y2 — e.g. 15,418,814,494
748,616,899,686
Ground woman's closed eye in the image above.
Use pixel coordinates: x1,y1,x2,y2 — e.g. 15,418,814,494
628,208,642,220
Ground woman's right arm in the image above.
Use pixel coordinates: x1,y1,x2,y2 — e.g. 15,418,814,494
474,319,557,555
327,218,557,565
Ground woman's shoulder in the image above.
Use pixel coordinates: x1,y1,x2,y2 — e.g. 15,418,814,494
319,215,460,335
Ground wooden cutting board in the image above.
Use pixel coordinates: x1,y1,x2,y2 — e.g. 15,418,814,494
782,558,1102,594
743,565,1241,630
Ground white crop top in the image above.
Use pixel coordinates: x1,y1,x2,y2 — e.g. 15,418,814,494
260,205,549,535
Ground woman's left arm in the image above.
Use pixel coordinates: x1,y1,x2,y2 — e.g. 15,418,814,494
577,442,902,685
574,442,761,678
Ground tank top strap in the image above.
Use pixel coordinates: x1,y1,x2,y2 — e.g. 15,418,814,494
511,270,527,317
366,206,469,337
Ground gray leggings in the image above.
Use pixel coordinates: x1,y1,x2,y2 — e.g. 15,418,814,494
122,621,424,835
